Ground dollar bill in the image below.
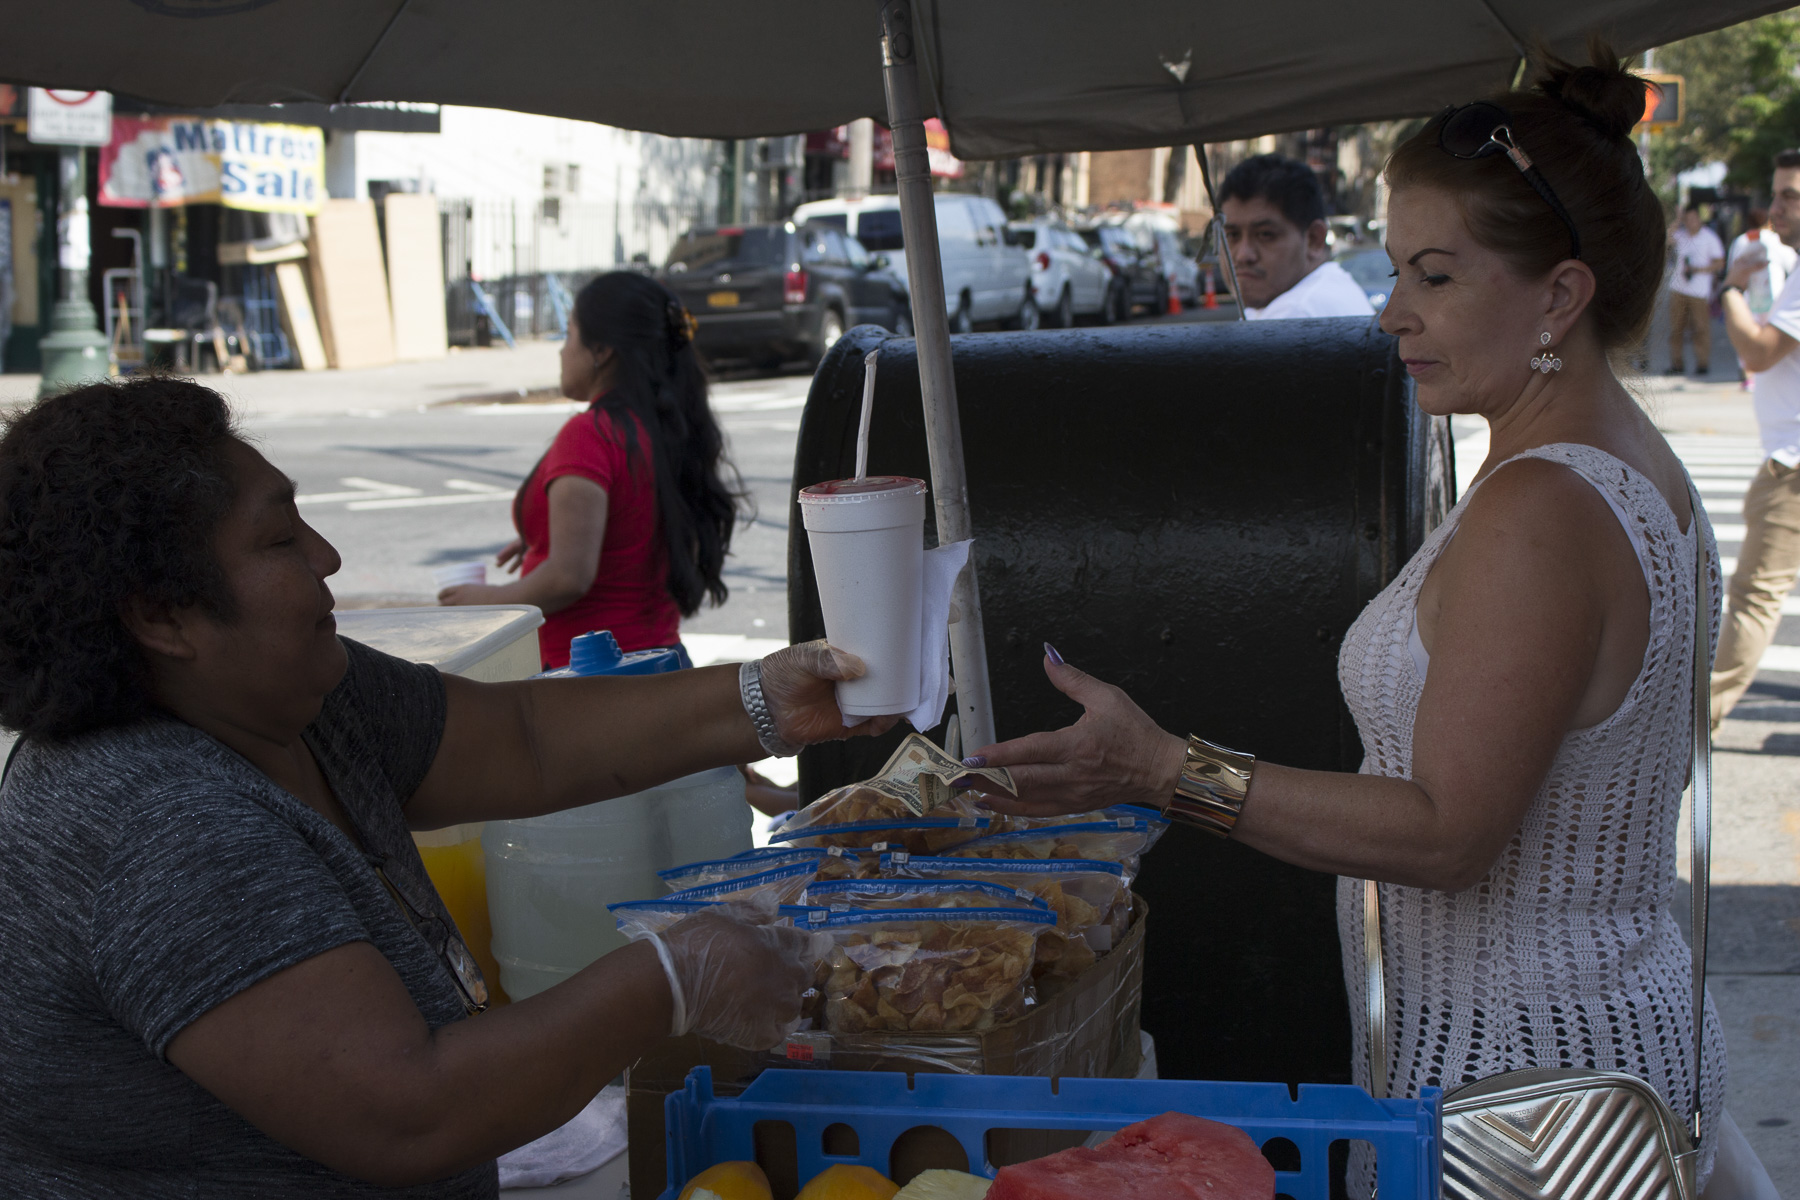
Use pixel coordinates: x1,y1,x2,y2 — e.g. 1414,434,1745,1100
864,732,1016,816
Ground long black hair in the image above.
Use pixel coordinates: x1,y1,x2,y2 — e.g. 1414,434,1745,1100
516,271,741,615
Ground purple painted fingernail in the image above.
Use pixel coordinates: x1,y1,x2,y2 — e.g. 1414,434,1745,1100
1044,642,1065,665
951,775,981,789
962,755,988,768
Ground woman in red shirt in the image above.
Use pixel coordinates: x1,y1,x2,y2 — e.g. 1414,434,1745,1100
440,273,739,669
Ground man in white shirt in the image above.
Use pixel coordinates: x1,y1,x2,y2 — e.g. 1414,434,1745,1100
1668,203,1725,376
1726,207,1797,322
1218,155,1374,321
1714,150,1800,723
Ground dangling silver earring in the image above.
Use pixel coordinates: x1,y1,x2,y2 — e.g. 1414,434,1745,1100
1530,331,1563,374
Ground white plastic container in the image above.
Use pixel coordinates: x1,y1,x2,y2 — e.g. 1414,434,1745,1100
483,767,751,1001
649,765,753,875
483,792,664,1000
334,604,544,683
798,476,927,717
481,630,754,1002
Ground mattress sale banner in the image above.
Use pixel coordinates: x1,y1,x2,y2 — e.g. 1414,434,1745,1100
99,117,324,214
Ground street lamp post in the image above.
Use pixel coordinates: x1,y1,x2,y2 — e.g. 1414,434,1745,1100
36,145,109,396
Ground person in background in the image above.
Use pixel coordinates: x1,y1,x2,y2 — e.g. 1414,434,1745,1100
439,273,798,812
1726,207,1797,325
440,272,737,672
1668,202,1725,377
1218,154,1375,320
1712,151,1800,727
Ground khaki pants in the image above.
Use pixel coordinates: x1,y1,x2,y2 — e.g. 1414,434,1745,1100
1711,458,1800,725
1669,292,1713,372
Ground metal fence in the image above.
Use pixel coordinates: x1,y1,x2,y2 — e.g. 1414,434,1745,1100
439,195,714,346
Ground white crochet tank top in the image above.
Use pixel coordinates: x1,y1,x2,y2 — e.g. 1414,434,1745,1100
1335,443,1726,1185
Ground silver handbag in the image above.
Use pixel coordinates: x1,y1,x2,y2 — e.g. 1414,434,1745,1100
1361,482,1713,1200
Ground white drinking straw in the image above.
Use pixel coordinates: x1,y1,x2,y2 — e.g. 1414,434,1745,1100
854,347,879,482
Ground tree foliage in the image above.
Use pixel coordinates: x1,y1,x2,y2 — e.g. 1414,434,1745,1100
1650,9,1800,201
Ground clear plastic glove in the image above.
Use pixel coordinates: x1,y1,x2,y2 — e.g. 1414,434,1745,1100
759,639,902,746
644,894,832,1051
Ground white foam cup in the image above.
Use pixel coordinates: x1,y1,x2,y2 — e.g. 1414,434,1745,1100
798,476,927,718
433,561,488,590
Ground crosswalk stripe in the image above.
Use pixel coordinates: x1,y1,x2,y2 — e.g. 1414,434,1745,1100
1757,644,1800,673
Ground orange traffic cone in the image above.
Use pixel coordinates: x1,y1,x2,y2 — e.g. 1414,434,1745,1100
1203,266,1218,310
1167,273,1182,315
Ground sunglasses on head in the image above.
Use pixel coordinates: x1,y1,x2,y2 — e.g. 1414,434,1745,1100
1437,101,1582,261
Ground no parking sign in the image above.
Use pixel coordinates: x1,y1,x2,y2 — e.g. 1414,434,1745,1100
26,89,112,146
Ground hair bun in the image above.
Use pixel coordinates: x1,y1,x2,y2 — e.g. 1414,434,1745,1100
1535,37,1646,142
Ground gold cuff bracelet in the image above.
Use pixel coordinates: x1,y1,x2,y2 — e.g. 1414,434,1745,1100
1166,734,1255,837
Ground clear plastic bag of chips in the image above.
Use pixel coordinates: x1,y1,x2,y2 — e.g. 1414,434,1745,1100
608,897,814,938
662,859,817,906
769,782,988,842
767,733,1016,849
880,852,1132,978
658,846,864,892
769,814,995,855
945,810,1169,877
800,907,1055,1034
802,876,1050,915
993,804,1166,835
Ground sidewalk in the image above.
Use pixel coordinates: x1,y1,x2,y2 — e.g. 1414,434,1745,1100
0,342,566,419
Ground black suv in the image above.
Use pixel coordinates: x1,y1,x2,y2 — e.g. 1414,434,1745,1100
662,223,910,368
1077,224,1167,319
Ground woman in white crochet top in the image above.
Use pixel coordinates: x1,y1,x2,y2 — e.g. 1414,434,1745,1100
967,43,1773,1196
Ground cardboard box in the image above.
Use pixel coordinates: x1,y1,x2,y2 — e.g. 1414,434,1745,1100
305,199,396,370
628,900,1147,1199
383,193,449,362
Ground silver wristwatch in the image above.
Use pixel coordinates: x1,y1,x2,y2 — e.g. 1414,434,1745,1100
739,659,801,757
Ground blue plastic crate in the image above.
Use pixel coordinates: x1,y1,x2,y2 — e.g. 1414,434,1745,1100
662,1066,1441,1199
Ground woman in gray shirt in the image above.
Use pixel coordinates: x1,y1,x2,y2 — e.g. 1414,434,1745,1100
0,377,887,1196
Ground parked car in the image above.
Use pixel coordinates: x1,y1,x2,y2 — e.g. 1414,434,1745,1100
1076,222,1162,318
661,222,909,367
792,193,1036,331
1006,218,1113,327
1121,209,1202,306
1130,210,1202,307
1333,245,1394,311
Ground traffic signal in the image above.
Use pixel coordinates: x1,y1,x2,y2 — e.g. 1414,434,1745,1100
1639,74,1684,131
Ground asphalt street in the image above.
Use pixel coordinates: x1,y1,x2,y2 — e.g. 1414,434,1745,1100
245,372,812,645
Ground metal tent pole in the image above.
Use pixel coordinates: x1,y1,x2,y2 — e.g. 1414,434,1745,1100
877,0,997,751
1195,145,1248,321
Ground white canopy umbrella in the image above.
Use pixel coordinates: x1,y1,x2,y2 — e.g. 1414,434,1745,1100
2,0,1780,746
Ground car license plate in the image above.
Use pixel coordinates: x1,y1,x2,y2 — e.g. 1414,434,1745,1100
707,290,739,308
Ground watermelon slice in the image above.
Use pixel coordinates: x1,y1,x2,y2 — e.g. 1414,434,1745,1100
987,1112,1274,1200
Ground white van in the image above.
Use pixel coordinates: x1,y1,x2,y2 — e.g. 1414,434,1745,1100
791,194,1037,331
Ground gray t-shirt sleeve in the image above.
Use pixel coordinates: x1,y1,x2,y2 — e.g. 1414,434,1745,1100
91,788,370,1059
333,637,448,804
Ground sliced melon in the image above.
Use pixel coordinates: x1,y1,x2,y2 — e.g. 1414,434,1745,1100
893,1168,993,1200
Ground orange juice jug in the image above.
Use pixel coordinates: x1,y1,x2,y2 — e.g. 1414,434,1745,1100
414,823,509,1006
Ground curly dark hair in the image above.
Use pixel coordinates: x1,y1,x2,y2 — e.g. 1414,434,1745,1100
0,377,241,740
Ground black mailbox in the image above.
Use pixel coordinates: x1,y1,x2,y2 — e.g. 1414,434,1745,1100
787,317,1451,1087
